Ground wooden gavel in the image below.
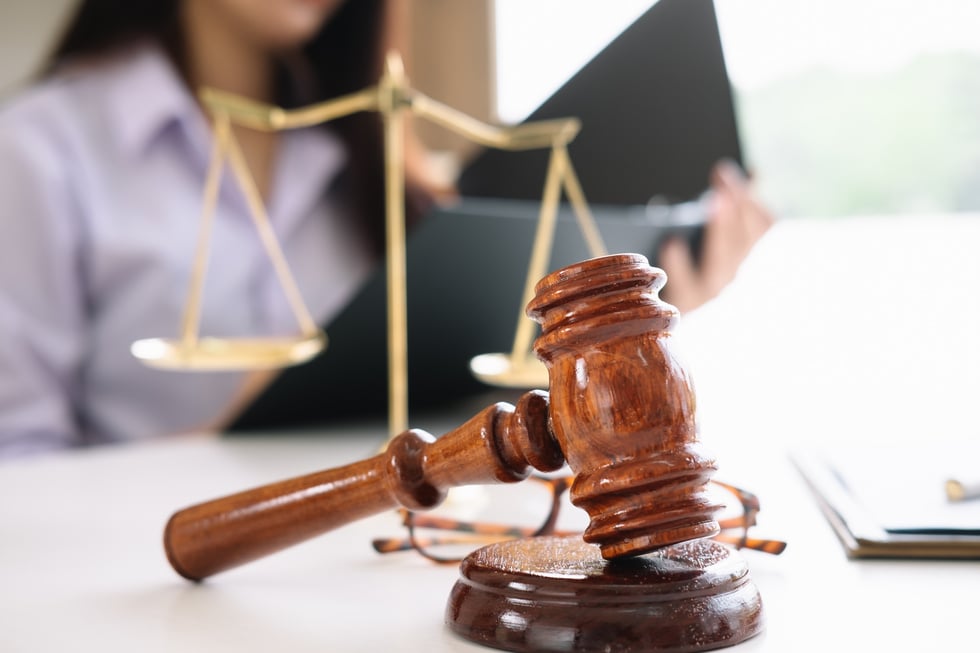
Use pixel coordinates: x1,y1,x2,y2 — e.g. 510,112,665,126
164,254,721,581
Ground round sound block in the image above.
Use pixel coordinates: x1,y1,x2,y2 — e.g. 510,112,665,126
446,535,763,653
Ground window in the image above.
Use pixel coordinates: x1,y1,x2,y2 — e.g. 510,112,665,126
716,0,980,218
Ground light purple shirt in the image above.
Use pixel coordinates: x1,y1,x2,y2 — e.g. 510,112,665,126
0,43,374,457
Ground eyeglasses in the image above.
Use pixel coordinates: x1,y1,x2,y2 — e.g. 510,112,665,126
372,475,787,564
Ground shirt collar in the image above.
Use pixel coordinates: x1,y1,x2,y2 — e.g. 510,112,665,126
97,41,348,228
98,42,206,161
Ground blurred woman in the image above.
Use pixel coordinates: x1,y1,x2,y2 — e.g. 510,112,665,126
0,0,438,456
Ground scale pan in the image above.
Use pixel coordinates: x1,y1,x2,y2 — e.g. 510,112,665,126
469,353,548,389
131,332,326,371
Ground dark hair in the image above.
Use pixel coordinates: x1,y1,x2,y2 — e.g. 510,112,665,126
45,0,426,255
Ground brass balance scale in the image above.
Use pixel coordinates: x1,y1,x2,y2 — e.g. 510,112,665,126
130,52,607,436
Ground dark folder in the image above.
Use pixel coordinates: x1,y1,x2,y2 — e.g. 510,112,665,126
459,0,742,206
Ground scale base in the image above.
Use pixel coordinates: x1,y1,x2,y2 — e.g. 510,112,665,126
447,535,763,653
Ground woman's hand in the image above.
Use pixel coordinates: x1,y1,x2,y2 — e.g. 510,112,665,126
659,160,774,314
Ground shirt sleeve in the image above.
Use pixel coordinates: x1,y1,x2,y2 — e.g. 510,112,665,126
0,112,88,457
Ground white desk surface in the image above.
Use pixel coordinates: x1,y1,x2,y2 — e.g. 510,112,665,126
3,215,980,652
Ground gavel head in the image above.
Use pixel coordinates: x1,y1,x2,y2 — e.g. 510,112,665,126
527,253,720,559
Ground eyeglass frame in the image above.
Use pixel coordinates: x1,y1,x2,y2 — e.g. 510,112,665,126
371,475,787,564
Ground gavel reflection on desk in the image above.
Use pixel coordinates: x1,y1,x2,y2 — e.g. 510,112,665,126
164,253,763,653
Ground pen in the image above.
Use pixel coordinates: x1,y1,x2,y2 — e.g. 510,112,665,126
945,478,980,502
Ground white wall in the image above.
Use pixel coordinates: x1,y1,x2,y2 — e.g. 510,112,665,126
0,0,78,95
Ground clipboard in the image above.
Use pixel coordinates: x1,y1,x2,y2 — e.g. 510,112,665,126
792,444,980,559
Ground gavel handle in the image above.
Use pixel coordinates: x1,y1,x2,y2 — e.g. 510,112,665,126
164,391,562,581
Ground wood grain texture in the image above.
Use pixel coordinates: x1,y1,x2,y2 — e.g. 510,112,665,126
528,253,720,558
447,535,763,653
164,393,562,581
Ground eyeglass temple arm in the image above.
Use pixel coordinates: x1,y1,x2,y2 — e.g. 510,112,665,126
163,391,563,582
